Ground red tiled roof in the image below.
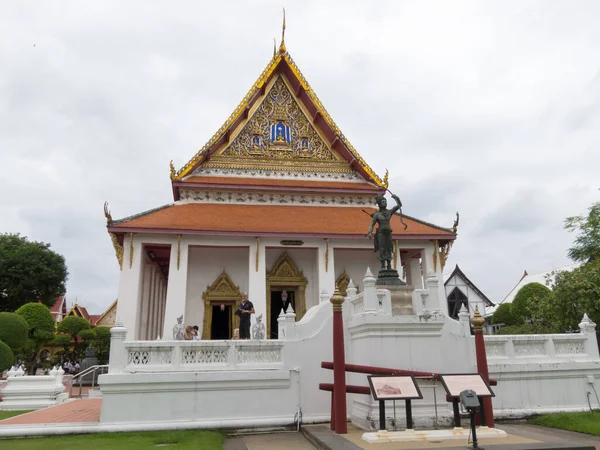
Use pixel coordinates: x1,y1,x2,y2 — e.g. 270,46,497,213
89,315,101,324
179,176,381,191
110,204,454,239
50,296,65,313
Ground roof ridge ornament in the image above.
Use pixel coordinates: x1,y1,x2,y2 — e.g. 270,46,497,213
279,8,287,54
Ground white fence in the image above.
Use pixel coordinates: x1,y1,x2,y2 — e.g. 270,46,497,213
114,339,284,373
483,314,599,363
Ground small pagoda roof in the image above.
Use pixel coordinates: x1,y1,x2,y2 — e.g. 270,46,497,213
108,203,455,241
170,46,386,191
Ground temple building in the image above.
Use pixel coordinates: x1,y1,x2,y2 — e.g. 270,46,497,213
104,34,457,340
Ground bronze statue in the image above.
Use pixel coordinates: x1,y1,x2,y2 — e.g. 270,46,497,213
367,193,403,270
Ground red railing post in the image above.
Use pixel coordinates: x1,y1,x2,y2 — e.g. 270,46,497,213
471,306,495,428
330,286,347,434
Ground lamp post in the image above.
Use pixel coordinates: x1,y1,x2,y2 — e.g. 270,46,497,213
330,285,348,434
471,306,494,428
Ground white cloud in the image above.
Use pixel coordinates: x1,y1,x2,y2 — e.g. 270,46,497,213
0,1,598,312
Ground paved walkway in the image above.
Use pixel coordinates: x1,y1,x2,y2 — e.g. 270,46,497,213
243,432,316,449
0,398,102,425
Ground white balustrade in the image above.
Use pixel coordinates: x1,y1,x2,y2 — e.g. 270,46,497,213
121,339,284,372
349,292,365,316
484,334,592,361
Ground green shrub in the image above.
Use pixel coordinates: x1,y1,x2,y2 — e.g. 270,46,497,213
495,324,538,335
51,335,72,347
0,312,29,350
57,316,90,343
15,303,55,335
0,340,15,372
512,282,553,319
492,303,525,326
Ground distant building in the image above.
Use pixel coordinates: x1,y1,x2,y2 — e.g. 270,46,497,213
49,296,68,323
444,265,495,320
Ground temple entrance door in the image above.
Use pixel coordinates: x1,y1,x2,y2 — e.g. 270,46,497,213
265,252,308,339
269,290,296,339
201,271,243,340
211,305,232,340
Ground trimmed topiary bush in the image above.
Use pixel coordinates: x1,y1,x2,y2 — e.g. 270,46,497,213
0,312,29,350
0,340,15,372
15,303,55,336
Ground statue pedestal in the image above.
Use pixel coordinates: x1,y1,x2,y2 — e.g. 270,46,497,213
376,269,413,315
375,269,405,286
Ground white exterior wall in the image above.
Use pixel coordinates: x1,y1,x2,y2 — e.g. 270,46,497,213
113,233,438,339
100,271,600,429
115,234,144,340
333,248,380,292
185,246,249,328
266,247,319,309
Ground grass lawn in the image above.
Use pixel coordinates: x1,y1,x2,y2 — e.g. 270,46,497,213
0,430,225,449
530,410,600,436
0,411,33,420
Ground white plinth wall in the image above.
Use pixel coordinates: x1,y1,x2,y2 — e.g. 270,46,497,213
0,366,68,411
99,270,600,429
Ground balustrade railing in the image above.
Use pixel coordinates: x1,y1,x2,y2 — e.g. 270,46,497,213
484,333,594,361
122,340,284,373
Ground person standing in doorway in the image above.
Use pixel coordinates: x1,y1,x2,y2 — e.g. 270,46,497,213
238,293,255,340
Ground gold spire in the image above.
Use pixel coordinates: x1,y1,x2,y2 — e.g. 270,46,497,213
279,8,287,53
273,38,276,57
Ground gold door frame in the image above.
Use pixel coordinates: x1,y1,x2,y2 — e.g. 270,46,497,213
201,271,243,340
266,251,308,338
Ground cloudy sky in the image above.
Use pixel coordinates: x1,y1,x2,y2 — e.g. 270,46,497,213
1,1,598,314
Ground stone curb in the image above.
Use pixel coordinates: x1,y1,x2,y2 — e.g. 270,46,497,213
300,425,597,450
301,426,362,450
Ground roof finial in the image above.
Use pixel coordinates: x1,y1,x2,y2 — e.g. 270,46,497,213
273,37,277,57
279,8,287,53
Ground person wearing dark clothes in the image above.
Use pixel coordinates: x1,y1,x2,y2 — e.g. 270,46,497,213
238,293,255,340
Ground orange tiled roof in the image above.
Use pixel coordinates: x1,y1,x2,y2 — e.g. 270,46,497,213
110,204,454,239
179,176,381,191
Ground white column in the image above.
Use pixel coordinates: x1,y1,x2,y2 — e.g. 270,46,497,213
146,266,157,340
150,267,160,339
423,242,447,315
408,257,422,289
317,239,336,295
163,236,189,339
115,234,144,340
108,323,127,374
138,263,152,340
248,238,266,336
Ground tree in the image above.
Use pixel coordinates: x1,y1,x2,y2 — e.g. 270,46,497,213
57,316,91,345
0,233,68,312
512,282,553,320
547,260,600,332
15,303,55,374
0,312,29,350
565,200,600,263
0,340,14,372
491,303,525,326
81,326,111,365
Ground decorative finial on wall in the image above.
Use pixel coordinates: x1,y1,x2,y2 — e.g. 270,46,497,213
273,38,277,57
169,160,176,180
103,201,113,225
382,169,389,189
279,8,287,53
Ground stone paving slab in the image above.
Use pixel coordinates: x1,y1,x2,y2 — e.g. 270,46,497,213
302,423,599,450
0,398,101,425
243,432,317,450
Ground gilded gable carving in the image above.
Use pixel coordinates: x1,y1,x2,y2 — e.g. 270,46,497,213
222,77,338,162
203,271,243,301
268,251,305,280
